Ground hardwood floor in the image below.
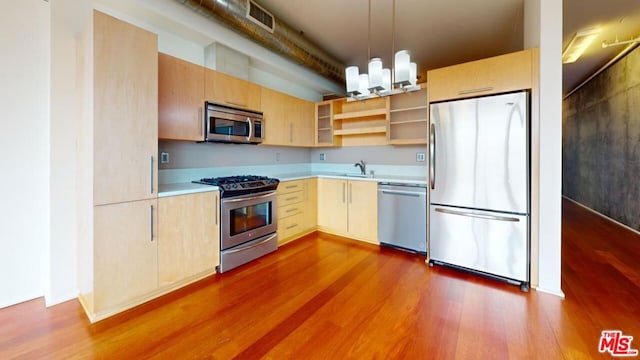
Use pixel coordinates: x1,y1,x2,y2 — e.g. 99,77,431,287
1,198,639,359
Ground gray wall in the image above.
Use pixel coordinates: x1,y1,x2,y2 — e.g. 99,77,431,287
159,141,428,169
158,141,310,169
562,46,640,230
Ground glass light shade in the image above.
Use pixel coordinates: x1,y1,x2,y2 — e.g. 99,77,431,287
358,74,370,96
368,58,384,90
346,66,360,94
410,62,417,86
394,50,411,86
382,68,391,92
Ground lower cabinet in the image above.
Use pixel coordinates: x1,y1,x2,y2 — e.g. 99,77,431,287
277,178,317,244
317,178,378,244
92,199,159,317
158,191,220,287
83,191,220,322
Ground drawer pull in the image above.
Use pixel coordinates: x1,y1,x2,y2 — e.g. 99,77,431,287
285,208,299,213
286,224,299,230
285,185,299,189
285,197,298,201
458,87,493,95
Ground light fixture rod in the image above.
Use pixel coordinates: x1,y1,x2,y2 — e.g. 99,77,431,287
367,0,371,60
602,36,640,48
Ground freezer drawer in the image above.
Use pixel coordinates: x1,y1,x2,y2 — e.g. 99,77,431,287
429,205,528,282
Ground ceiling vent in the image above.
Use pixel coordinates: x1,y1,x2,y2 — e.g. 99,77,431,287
246,0,274,33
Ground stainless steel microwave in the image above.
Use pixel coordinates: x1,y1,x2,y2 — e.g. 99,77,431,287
204,102,264,144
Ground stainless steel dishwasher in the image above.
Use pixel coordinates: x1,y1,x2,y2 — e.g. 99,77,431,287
378,182,427,255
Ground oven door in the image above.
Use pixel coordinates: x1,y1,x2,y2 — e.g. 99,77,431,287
220,191,277,250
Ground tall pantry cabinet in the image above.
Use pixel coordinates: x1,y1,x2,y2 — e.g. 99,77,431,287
77,10,159,322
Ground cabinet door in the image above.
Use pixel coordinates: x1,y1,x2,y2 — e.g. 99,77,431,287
303,178,318,231
317,178,348,232
93,11,158,205
158,191,219,287
428,49,534,102
205,69,261,110
347,181,378,242
290,99,315,146
158,53,204,141
261,87,288,145
94,199,158,311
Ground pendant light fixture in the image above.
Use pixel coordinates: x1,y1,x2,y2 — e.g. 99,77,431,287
345,0,419,100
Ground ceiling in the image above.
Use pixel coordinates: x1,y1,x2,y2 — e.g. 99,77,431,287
253,0,640,96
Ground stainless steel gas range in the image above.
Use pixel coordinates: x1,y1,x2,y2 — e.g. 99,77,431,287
194,175,279,273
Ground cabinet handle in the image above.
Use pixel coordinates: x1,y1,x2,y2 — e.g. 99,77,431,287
285,185,298,189
215,194,218,225
342,183,346,203
286,224,298,230
349,183,353,204
285,207,298,213
198,106,203,136
289,123,293,143
285,196,297,201
150,204,154,241
458,87,493,95
150,156,154,194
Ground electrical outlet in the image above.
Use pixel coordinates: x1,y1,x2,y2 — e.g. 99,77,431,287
276,152,281,162
320,153,326,161
160,151,169,164
416,152,426,162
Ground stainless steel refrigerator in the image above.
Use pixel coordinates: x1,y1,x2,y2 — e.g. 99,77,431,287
428,91,530,291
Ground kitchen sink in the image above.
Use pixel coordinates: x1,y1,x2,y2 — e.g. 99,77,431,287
341,173,372,178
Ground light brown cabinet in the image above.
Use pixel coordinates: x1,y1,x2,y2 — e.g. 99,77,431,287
94,199,158,312
158,191,219,287
158,53,204,141
315,100,337,146
261,87,314,147
331,97,389,147
388,86,428,145
317,178,378,244
92,12,158,206
277,179,317,244
427,49,535,102
205,69,261,111
77,10,159,322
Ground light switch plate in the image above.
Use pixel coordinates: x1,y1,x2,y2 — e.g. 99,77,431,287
160,151,169,164
320,153,326,161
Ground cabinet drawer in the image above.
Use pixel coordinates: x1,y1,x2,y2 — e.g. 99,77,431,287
278,190,303,207
279,203,303,219
278,213,304,241
278,181,304,194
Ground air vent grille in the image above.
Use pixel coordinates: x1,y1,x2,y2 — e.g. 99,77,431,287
247,0,274,33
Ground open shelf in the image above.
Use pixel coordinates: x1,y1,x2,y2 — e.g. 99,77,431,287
333,107,387,120
390,105,428,113
390,118,428,125
334,126,387,136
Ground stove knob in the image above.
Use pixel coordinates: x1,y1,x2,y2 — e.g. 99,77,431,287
232,184,238,189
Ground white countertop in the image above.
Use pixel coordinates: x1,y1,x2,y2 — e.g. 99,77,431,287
158,172,426,197
158,182,219,197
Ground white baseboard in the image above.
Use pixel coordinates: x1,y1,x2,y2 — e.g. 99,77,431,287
534,286,566,298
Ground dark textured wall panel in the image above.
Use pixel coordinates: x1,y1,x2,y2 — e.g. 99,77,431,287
562,46,640,231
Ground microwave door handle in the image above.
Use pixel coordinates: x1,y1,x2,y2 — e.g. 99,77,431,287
246,117,252,141
205,112,211,140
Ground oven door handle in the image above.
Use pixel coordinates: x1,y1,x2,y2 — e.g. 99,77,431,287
224,233,277,254
221,191,276,204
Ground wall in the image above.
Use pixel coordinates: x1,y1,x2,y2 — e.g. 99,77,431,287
524,0,563,296
563,46,640,231
0,0,50,308
310,145,427,166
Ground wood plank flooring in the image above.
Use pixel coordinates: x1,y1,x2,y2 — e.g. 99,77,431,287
1,198,639,359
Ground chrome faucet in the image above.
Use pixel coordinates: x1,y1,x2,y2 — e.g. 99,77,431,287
354,160,366,175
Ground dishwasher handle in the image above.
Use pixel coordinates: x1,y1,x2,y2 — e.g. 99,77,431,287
380,189,423,197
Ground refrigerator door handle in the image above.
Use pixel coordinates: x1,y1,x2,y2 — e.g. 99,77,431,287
434,207,520,222
429,123,436,190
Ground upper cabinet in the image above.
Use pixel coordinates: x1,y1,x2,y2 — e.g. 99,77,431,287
331,97,389,147
92,11,158,206
388,86,428,145
261,87,314,147
158,53,204,141
427,49,536,102
205,69,261,111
